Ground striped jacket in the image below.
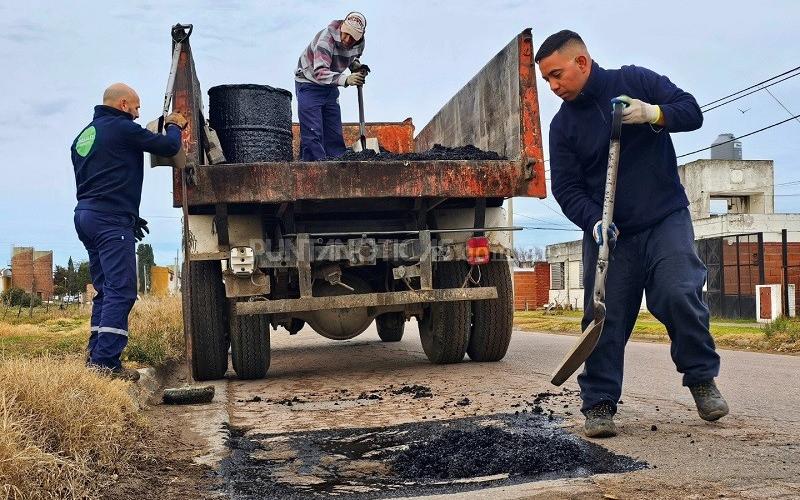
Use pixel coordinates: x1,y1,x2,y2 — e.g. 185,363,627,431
295,20,364,86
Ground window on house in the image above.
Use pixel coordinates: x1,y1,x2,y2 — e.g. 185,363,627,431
551,262,565,290
578,260,584,288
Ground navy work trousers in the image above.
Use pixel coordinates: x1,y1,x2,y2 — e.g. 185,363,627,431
74,209,137,370
296,82,347,161
579,208,720,413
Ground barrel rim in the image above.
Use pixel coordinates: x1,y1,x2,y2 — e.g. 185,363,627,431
208,83,293,98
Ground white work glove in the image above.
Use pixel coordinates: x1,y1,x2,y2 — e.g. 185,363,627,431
345,72,366,87
615,95,661,125
593,220,619,246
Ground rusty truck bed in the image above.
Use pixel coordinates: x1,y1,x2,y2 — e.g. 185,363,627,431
171,29,546,208
184,159,535,205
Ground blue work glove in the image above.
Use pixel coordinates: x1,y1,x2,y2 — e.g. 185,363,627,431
134,217,149,242
593,220,619,246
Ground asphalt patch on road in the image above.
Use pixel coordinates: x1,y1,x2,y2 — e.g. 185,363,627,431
326,144,505,162
220,413,645,499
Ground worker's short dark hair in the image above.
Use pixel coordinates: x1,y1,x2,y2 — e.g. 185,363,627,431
534,30,585,63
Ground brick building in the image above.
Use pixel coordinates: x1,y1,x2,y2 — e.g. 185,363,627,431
513,262,550,311
545,158,800,319
10,246,54,299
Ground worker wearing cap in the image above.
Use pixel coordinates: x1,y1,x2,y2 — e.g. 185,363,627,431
295,12,368,161
535,31,728,437
72,83,186,381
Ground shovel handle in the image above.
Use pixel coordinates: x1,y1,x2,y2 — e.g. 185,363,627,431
357,85,367,150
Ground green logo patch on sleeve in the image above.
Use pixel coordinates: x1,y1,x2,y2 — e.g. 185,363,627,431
75,126,96,157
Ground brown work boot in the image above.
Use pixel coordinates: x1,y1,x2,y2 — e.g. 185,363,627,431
584,401,617,438
688,379,729,421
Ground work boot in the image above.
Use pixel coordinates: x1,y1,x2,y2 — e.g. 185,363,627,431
688,379,729,421
584,401,617,438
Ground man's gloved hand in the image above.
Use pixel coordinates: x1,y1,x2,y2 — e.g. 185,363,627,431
165,112,188,130
615,95,662,125
345,72,366,87
349,58,363,73
134,217,149,242
593,220,619,246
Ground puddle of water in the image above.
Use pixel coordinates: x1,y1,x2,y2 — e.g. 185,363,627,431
220,413,646,499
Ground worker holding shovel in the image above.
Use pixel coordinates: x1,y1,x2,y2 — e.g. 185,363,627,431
295,11,369,160
536,30,728,437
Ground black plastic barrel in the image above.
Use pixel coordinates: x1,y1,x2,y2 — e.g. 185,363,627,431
208,84,293,163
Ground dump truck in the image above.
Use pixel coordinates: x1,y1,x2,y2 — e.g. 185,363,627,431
165,25,546,381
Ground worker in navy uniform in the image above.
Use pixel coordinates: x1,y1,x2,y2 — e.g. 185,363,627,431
72,83,186,381
535,31,728,437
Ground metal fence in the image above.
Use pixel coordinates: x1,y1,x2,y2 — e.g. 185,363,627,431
696,230,800,319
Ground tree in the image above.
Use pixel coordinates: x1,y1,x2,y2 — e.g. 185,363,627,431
512,246,545,267
1,287,41,307
136,244,155,293
66,257,78,295
53,264,69,296
76,261,91,295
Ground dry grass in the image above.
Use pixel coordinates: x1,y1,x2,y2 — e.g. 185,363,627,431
0,356,145,499
125,295,185,366
0,297,184,498
514,310,800,353
0,296,185,367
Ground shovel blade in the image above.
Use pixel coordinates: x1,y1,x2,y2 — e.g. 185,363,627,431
550,318,605,386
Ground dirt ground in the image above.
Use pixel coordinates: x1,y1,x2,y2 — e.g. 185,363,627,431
116,322,800,499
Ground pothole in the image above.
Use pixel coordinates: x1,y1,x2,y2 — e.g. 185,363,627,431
220,413,646,499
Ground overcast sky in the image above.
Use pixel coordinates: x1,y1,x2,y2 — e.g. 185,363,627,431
1,0,799,268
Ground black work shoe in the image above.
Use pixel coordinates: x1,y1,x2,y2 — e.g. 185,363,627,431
688,380,729,421
584,401,617,438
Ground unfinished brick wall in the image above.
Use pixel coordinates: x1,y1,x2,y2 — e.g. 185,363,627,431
513,262,550,311
11,247,34,292
10,247,54,299
33,251,54,299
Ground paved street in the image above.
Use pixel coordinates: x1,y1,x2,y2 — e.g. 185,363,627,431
157,322,800,499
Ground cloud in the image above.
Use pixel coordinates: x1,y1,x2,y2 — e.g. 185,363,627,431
27,97,75,118
0,21,45,44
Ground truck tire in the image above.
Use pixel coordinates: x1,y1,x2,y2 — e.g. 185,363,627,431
468,259,514,362
184,261,229,381
419,261,471,364
230,307,270,380
376,312,405,342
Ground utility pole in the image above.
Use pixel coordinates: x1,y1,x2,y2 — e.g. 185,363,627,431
507,198,514,250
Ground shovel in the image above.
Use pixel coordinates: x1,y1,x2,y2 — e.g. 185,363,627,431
551,98,626,386
356,65,371,151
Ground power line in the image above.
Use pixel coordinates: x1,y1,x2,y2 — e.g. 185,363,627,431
514,212,572,227
700,65,800,108
677,113,800,159
700,71,800,113
764,87,800,126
